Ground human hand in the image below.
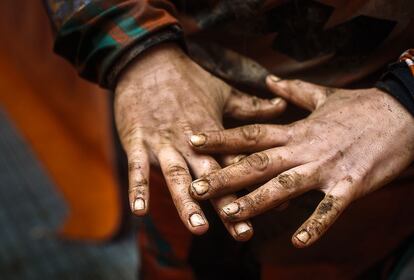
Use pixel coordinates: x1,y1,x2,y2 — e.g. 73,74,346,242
115,44,286,240
189,76,414,247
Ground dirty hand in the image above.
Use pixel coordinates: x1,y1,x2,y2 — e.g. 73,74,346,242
189,75,414,247
114,44,286,240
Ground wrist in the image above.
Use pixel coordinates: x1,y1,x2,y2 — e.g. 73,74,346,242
376,49,414,117
116,42,187,92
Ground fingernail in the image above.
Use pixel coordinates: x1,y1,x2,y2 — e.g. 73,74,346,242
295,230,311,244
222,202,240,216
234,222,252,236
190,134,206,147
191,179,209,195
189,213,206,227
133,198,145,211
271,98,282,105
269,75,281,83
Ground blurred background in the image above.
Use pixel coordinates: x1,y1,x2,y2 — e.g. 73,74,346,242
0,1,139,279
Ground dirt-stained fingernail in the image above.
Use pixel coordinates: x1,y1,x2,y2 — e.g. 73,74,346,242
295,230,311,244
271,97,282,105
191,179,210,196
222,202,240,216
269,75,281,83
133,198,145,212
190,134,206,147
234,222,252,237
189,213,206,227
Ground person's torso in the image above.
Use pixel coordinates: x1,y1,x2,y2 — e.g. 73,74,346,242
176,0,414,88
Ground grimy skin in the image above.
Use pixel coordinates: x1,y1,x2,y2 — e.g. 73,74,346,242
114,43,286,241
190,76,414,248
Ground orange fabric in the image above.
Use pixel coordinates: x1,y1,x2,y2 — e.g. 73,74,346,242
139,170,194,280
0,1,122,240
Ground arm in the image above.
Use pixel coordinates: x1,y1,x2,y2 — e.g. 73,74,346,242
44,1,288,240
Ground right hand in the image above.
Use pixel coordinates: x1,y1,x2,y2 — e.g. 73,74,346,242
188,76,414,247
114,43,287,240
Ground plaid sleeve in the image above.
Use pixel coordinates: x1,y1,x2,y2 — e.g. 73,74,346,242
44,0,183,89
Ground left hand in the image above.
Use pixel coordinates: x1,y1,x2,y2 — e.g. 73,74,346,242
114,44,287,240
188,75,414,247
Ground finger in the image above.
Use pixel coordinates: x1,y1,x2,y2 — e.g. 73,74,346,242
218,154,270,192
292,180,352,248
157,146,209,235
266,75,329,111
189,124,290,153
190,147,301,200
224,88,287,120
219,163,321,221
184,152,253,241
219,154,247,167
125,139,150,216
212,195,254,241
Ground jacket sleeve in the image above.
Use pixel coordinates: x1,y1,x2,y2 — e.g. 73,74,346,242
44,0,183,89
377,49,414,116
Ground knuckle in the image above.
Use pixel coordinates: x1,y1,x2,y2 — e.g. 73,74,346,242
129,186,147,197
305,218,324,235
324,87,336,97
129,179,148,197
207,170,229,191
159,129,173,143
181,198,196,209
166,165,188,176
215,131,227,146
175,120,192,134
316,195,343,217
291,79,303,88
241,124,263,142
238,196,257,217
245,152,270,171
166,165,189,179
274,172,302,191
128,162,142,172
285,124,296,141
231,154,247,165
316,91,328,107
121,127,144,147
250,97,261,111
130,179,148,189
122,126,139,138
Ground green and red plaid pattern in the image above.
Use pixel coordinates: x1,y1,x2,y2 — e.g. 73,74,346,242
45,0,182,88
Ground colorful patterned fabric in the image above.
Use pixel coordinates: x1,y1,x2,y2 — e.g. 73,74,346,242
45,0,414,89
400,49,414,76
45,0,181,88
45,0,93,30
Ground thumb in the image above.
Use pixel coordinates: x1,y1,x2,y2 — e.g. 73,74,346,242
224,88,287,121
266,75,328,111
